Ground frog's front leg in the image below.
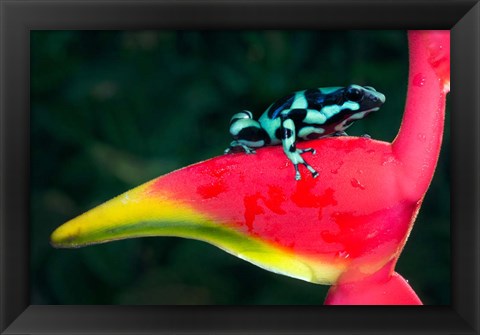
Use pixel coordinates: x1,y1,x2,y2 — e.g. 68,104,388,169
280,116,318,181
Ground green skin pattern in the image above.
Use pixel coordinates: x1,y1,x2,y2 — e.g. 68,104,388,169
225,85,386,180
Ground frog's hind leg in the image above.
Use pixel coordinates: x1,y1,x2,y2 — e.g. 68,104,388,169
280,116,318,181
225,110,269,154
332,131,371,139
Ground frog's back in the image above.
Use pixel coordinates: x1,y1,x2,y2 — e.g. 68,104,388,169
265,87,343,120
265,92,297,119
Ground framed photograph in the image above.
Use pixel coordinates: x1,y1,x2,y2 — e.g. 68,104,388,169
1,1,479,334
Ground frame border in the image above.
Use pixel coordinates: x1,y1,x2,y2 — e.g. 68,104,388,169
1,0,479,334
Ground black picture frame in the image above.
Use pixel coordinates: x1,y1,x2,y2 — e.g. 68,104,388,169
1,0,479,334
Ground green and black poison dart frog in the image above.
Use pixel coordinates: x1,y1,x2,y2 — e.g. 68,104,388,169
225,85,386,180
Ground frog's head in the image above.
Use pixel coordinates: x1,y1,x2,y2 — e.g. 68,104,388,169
342,84,386,116
323,85,385,133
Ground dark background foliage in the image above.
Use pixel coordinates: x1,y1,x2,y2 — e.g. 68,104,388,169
30,30,450,305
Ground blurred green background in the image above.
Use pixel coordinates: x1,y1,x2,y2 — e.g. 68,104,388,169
30,30,450,305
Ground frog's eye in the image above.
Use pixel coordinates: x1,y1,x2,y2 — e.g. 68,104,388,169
345,87,364,102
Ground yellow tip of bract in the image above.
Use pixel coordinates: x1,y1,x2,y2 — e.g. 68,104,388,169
50,180,346,285
50,181,205,247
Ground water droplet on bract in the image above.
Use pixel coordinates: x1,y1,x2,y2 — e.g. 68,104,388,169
330,161,344,174
350,178,365,190
417,133,427,142
367,230,379,239
121,194,130,204
413,73,426,87
381,155,396,166
337,250,350,259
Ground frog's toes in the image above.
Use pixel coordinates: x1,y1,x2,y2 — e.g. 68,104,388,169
225,147,256,154
225,141,256,155
287,149,319,181
333,131,348,137
293,163,319,181
300,148,316,155
224,147,240,154
361,134,371,139
294,167,302,181
302,162,319,179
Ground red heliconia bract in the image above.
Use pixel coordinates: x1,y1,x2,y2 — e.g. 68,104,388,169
51,31,450,305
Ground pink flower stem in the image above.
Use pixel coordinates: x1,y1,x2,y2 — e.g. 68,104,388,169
392,31,450,201
325,31,450,305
